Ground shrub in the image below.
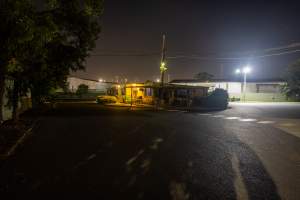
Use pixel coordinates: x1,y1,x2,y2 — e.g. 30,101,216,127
193,88,229,109
76,84,89,97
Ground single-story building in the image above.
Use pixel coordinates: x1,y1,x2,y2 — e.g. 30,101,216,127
170,78,287,102
108,82,210,106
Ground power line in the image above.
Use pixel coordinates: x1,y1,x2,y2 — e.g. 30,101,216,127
253,49,300,58
260,42,300,53
167,49,300,61
90,52,160,57
173,42,300,57
89,42,300,60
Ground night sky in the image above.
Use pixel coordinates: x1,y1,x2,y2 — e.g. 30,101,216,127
74,0,300,82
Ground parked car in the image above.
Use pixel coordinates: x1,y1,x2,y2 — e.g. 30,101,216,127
96,95,118,104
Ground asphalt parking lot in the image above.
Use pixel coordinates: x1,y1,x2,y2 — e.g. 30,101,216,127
0,102,299,199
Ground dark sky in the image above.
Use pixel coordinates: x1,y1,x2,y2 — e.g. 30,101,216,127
74,0,300,82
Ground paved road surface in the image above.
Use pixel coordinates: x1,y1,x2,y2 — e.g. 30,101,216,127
0,103,299,199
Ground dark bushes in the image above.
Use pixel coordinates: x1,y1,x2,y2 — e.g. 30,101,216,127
193,88,229,110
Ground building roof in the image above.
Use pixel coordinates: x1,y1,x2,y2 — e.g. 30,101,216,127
68,76,98,82
163,84,210,89
170,78,285,84
123,82,210,89
68,76,116,84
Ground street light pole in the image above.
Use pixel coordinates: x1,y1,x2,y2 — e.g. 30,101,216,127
159,34,167,107
243,72,247,101
235,66,251,102
160,34,167,86
131,86,133,107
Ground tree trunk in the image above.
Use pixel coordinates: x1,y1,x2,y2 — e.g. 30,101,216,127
12,79,19,123
0,66,5,123
30,87,41,110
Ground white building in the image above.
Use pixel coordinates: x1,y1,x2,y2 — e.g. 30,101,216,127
67,76,114,94
170,78,287,101
67,76,98,92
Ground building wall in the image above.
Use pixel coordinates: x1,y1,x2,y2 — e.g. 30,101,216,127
95,82,114,94
67,77,115,94
124,87,147,103
68,77,98,92
229,93,287,102
213,82,284,94
213,81,286,101
256,84,282,93
173,80,286,102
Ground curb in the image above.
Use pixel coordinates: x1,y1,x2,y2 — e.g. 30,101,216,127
103,103,226,112
0,120,38,159
164,106,226,112
104,103,160,109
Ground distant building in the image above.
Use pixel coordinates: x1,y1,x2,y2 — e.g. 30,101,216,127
67,76,114,94
170,78,287,102
67,76,98,92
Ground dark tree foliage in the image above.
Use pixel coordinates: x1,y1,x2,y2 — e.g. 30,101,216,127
0,0,32,122
76,84,89,97
193,88,229,110
0,0,104,121
194,72,214,82
282,60,300,100
0,0,35,122
27,0,104,107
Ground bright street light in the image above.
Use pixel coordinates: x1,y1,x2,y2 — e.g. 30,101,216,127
243,66,251,74
98,78,103,82
235,66,251,74
235,69,241,74
156,78,160,83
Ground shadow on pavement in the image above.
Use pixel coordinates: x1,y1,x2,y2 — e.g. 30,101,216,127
132,117,282,200
231,138,281,200
24,103,155,118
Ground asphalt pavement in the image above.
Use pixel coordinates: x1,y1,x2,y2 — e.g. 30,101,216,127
0,102,299,199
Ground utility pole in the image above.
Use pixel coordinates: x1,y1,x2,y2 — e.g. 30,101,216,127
243,72,247,101
160,34,167,86
220,64,224,79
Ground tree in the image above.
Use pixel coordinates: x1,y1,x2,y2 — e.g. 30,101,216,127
76,84,89,97
6,58,30,122
1,0,104,122
194,72,214,82
26,0,104,108
2,0,59,121
282,60,300,100
0,0,35,122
